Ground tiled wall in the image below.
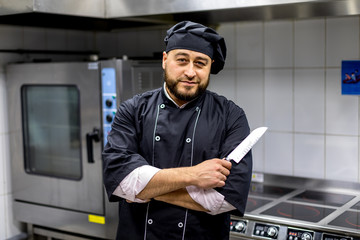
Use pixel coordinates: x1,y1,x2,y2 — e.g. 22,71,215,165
0,16,359,238
211,17,359,182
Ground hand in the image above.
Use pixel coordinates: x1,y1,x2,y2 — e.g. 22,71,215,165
126,199,151,203
189,158,232,189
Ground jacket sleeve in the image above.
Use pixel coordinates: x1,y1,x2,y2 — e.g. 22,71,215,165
102,97,150,202
215,101,252,216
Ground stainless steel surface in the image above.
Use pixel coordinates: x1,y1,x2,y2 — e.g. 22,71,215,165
32,225,96,240
1,0,360,30
229,173,360,240
7,62,104,214
0,0,104,18
106,0,360,20
6,59,163,239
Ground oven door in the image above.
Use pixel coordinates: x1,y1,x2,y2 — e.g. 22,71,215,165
7,62,104,215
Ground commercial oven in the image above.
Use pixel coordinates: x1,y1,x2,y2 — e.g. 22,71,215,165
6,59,163,239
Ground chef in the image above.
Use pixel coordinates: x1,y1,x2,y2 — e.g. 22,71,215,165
102,21,252,240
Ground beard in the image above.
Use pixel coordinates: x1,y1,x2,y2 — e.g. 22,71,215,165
163,69,210,103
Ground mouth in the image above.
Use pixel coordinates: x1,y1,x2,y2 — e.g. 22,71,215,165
179,80,198,86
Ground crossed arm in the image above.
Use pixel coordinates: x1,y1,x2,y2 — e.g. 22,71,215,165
135,158,232,212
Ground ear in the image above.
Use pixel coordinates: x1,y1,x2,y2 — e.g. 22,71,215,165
162,51,167,70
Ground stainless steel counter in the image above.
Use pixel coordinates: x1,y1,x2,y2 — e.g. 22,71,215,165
230,173,360,240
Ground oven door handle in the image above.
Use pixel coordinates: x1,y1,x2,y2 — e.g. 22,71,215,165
86,127,100,163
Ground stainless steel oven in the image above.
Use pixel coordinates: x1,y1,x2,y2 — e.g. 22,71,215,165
6,59,163,239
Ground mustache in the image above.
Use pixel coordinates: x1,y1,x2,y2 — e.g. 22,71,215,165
177,77,199,83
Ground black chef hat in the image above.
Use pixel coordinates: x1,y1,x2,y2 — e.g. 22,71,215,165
164,21,227,74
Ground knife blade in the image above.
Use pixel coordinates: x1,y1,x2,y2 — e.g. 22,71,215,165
226,127,268,163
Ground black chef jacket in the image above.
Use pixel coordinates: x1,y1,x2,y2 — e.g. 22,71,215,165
102,87,252,240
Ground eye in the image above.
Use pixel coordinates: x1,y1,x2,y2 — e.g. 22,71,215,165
176,58,187,64
195,61,206,67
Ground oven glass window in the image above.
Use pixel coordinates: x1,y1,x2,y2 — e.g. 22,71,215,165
21,85,82,180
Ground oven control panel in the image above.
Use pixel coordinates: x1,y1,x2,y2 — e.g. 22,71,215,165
253,223,280,239
101,67,117,147
322,233,353,240
230,219,247,234
287,227,314,240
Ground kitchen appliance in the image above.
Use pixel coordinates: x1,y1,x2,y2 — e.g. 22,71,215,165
6,59,163,239
230,174,360,240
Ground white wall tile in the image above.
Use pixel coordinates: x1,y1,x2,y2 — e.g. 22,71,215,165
326,16,359,67
325,135,358,182
252,137,265,172
1,64,21,239
0,25,23,49
0,195,5,240
264,132,293,175
326,68,359,135
209,69,236,102
0,74,6,197
135,29,164,58
217,23,236,69
96,31,119,58
294,69,325,133
264,69,293,131
294,133,325,179
45,28,66,50
236,69,264,128
23,26,46,50
0,71,7,134
5,194,22,238
3,133,11,196
66,30,94,51
294,19,325,68
236,21,263,68
264,20,293,68
0,61,7,239
118,30,140,57
0,134,5,197
23,27,48,61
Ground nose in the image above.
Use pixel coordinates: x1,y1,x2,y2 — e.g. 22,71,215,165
184,64,196,79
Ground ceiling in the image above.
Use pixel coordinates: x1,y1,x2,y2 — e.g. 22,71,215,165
0,0,360,31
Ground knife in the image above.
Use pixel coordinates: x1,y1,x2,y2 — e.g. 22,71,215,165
225,127,268,163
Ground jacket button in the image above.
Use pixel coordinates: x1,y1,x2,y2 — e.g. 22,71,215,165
148,219,153,224
186,138,191,143
160,104,165,109
178,222,183,228
155,136,161,141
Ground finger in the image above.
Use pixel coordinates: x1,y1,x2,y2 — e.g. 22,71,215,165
217,172,227,181
216,180,226,188
221,159,232,170
221,168,230,176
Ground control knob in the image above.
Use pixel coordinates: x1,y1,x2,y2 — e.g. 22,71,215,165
267,226,278,238
234,221,246,232
106,114,113,123
301,232,313,240
105,99,113,107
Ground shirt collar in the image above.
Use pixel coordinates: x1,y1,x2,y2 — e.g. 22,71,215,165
163,82,197,109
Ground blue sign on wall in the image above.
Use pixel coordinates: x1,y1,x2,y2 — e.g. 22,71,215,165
342,60,360,95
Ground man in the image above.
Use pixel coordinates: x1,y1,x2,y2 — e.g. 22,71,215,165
102,21,252,240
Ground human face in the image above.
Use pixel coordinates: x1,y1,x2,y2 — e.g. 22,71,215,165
162,49,212,106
